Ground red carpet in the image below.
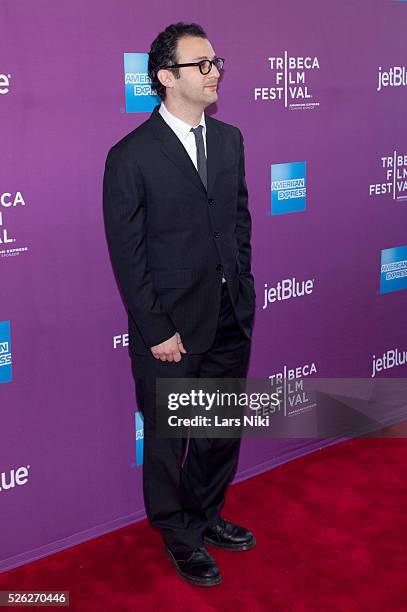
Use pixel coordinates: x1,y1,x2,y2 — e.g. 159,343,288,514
1,435,407,610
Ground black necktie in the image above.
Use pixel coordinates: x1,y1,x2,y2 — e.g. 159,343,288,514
190,125,207,190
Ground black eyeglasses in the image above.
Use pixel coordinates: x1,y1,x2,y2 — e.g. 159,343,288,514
161,57,225,76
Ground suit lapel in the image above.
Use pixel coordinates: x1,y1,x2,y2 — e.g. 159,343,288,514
149,104,221,197
206,115,221,196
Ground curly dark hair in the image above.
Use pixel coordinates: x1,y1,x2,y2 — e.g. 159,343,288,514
148,22,207,100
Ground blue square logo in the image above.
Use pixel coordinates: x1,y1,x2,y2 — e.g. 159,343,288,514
135,411,144,465
0,321,12,384
380,245,407,294
271,161,307,215
124,53,160,113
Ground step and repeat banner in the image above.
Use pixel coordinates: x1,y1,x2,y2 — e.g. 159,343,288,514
1,0,406,572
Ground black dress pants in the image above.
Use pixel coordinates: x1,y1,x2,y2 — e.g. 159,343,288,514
130,282,251,553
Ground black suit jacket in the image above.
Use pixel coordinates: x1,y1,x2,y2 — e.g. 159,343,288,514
103,103,255,355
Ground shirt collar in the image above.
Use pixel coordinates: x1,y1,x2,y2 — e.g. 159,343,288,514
159,101,206,142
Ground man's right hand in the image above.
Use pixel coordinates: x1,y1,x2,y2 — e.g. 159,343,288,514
150,332,187,362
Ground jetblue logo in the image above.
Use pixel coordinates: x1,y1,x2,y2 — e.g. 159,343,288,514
263,277,314,308
380,245,407,294
377,66,407,91
0,321,12,383
371,348,407,378
124,53,160,112
135,411,144,465
0,73,11,95
271,161,306,215
0,465,30,492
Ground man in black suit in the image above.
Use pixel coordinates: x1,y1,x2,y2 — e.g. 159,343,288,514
103,22,256,586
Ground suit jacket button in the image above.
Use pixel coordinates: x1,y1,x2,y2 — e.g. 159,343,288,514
208,198,215,205
216,264,223,271
214,231,220,238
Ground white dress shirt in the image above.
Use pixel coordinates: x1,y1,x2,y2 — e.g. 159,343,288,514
158,102,226,283
159,101,207,168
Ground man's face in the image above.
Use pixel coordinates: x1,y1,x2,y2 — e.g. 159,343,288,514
164,35,221,108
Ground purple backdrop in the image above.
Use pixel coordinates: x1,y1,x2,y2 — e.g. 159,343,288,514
1,0,406,572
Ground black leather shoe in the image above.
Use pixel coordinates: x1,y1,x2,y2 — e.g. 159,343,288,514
165,546,222,586
203,517,256,551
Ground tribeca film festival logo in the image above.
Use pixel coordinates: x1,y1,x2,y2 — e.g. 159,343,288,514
0,465,30,493
263,277,315,309
271,161,306,215
254,53,320,110
369,151,407,202
0,191,29,259
380,245,407,294
269,361,317,417
377,65,407,92
371,347,407,378
124,53,160,113
113,332,128,349
0,72,11,95
0,321,12,384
